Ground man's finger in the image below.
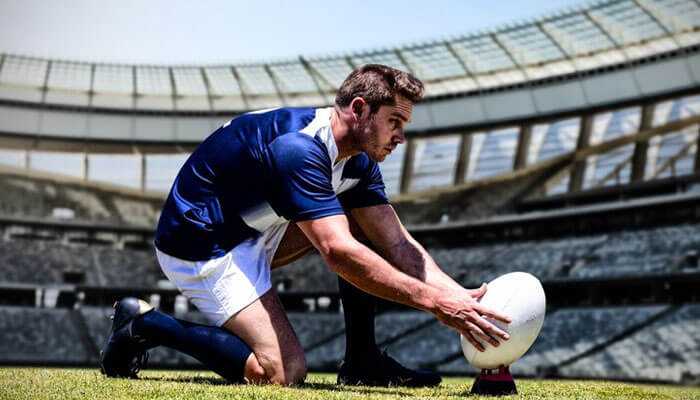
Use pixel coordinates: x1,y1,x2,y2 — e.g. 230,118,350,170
475,304,512,324
463,320,496,347
473,328,500,347
464,332,485,352
472,312,510,340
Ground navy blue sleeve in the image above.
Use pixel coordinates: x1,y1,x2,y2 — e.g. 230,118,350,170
267,133,346,222
337,154,390,210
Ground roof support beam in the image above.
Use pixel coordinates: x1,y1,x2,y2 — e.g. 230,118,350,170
394,49,416,75
82,152,90,182
83,63,96,174
694,123,700,174
453,132,472,185
594,153,633,187
569,114,594,192
168,67,178,111
131,66,138,109
229,66,250,110
0,54,6,77
34,59,53,165
583,10,629,61
140,152,147,193
536,22,576,64
345,56,358,69
514,124,532,170
632,0,677,39
40,60,52,104
87,64,96,108
652,139,694,178
443,41,478,86
298,56,329,103
631,103,656,182
264,64,287,107
489,33,529,79
633,0,683,51
199,67,215,112
399,138,417,194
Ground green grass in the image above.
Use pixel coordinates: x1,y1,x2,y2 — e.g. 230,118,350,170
1,368,698,400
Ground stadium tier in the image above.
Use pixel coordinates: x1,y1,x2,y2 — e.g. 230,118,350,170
1,219,698,289
558,304,700,382
0,167,161,226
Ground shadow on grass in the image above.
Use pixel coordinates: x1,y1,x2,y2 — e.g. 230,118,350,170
140,375,231,386
141,376,429,396
290,381,433,397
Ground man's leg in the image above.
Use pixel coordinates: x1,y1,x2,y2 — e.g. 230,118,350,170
272,220,441,387
102,288,304,385
222,288,307,385
102,241,307,386
99,297,261,382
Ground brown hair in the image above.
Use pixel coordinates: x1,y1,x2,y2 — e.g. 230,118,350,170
335,64,424,113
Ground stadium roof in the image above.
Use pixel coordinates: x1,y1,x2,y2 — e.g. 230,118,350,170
0,0,699,112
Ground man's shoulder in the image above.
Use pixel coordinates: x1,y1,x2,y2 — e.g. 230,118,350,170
269,131,332,171
235,107,318,128
343,153,380,179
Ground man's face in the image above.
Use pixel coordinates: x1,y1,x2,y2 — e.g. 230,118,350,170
355,96,413,162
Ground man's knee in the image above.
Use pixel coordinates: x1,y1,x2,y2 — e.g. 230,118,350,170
282,352,307,385
256,349,307,385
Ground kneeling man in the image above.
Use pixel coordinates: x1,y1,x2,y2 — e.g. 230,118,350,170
100,64,510,386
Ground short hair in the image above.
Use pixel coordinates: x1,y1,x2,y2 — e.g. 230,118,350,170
335,64,425,113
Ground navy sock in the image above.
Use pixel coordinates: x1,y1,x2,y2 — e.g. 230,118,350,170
132,310,252,383
338,276,380,365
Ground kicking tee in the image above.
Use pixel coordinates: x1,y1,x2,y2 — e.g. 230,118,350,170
154,107,388,262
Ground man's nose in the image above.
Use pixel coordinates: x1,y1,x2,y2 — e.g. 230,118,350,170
395,130,406,144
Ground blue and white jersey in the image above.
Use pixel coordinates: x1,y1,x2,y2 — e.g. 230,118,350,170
154,107,388,262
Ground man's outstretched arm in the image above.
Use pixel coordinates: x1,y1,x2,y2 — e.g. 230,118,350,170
296,214,510,351
348,204,466,294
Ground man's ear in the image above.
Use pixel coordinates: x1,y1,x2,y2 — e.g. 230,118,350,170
350,97,367,121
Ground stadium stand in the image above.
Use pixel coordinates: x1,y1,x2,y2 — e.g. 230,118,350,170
509,305,670,376
0,306,93,364
558,304,700,383
0,167,162,227
1,219,698,289
0,238,163,287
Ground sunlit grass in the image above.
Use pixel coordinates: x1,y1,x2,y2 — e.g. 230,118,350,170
0,368,698,400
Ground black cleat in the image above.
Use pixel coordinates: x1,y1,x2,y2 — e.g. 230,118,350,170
99,297,154,378
337,351,442,387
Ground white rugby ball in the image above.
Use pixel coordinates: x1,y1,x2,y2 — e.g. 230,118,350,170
461,272,546,369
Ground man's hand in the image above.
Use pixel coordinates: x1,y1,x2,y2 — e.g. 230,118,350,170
431,283,511,352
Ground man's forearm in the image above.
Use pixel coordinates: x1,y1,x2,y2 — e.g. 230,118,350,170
323,240,441,313
378,235,464,293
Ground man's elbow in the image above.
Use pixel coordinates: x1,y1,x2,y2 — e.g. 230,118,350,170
317,239,359,273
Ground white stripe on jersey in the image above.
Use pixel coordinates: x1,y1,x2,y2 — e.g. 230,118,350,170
240,201,283,233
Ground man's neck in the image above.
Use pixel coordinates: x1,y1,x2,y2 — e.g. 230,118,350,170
330,106,360,160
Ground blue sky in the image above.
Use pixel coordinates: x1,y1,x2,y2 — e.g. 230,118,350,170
1,0,585,64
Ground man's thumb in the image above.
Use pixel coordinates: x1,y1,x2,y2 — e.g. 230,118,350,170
470,283,487,299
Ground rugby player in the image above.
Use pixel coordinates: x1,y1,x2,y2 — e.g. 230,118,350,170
100,64,511,386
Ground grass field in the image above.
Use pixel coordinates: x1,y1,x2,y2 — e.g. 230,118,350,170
1,368,698,400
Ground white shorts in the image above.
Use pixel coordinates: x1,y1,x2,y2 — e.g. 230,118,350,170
156,223,288,326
